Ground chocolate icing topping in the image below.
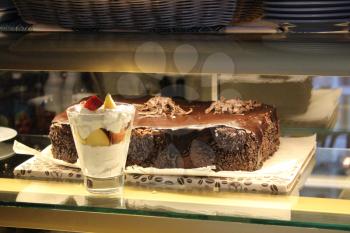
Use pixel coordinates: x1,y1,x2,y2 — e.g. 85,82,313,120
135,96,192,118
205,97,261,115
53,95,277,144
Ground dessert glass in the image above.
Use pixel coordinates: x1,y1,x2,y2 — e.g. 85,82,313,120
67,103,135,194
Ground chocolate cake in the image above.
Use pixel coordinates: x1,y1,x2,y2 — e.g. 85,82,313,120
49,122,77,163
49,96,280,171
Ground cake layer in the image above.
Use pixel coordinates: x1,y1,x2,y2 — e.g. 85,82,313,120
49,123,77,163
49,96,280,171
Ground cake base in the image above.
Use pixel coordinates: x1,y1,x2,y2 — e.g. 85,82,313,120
127,124,279,171
49,123,77,163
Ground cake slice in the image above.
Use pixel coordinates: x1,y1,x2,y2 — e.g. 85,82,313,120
49,96,280,171
49,121,77,163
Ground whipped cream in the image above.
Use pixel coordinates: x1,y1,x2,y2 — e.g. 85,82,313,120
68,103,134,139
76,129,132,178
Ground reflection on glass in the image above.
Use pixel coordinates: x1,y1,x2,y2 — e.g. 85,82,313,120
0,72,349,230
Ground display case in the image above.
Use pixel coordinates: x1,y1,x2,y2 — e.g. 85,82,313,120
0,32,349,233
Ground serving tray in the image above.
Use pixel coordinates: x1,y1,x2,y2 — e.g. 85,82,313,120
13,135,316,194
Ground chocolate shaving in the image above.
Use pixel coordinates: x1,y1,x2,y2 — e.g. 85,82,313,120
205,97,261,114
136,96,192,118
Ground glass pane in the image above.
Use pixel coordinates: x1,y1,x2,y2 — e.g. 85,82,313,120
0,53,350,231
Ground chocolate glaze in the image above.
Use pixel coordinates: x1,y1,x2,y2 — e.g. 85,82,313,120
53,96,278,145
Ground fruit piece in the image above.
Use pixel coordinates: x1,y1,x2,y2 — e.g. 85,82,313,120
74,130,87,145
111,131,126,144
72,126,86,144
103,93,117,109
85,128,110,147
83,96,103,111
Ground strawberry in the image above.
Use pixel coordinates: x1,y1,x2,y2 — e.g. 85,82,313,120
83,95,103,111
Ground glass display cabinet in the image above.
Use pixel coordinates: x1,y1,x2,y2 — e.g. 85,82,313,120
0,32,349,233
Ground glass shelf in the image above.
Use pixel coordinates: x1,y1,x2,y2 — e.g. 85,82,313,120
1,32,350,75
0,138,349,232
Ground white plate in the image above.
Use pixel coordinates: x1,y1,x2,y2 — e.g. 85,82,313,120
264,6,350,12
265,12,350,18
0,127,17,142
265,18,349,23
0,142,14,160
264,1,350,6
